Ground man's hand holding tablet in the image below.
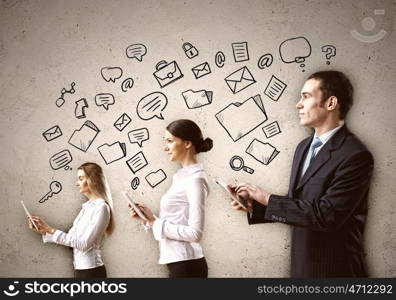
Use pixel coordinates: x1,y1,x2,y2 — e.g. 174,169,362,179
215,179,252,213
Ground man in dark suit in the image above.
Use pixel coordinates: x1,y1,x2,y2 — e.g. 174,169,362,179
230,70,374,277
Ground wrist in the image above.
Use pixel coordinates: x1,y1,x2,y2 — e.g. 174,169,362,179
48,228,55,235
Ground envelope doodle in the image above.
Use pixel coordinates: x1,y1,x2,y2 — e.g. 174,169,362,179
246,139,280,165
224,66,256,94
182,89,213,109
114,113,132,131
43,125,62,142
215,94,267,142
68,121,100,152
153,60,183,88
192,62,211,79
97,142,127,165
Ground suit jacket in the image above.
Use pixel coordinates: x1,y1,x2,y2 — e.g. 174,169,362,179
248,126,374,277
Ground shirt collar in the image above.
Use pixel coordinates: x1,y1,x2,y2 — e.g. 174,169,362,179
176,163,204,176
83,198,105,208
314,120,345,145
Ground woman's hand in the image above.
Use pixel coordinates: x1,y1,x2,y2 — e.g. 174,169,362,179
128,202,156,226
28,216,55,235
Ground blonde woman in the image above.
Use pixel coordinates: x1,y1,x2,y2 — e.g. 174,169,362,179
28,162,114,278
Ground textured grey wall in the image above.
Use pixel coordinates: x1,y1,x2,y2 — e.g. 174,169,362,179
0,0,395,277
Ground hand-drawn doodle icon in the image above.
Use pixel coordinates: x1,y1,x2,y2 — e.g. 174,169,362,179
114,113,132,131
95,93,115,110
137,92,168,120
262,121,281,138
258,53,273,69
264,75,287,101
3,281,20,296
145,169,167,188
350,9,387,43
131,177,140,190
215,51,225,68
182,89,213,109
224,66,256,94
126,43,147,61
68,121,100,152
49,149,73,170
56,82,75,108
215,94,267,142
229,155,255,174
126,151,148,174
182,42,199,59
39,181,62,203
153,60,183,88
42,125,62,142
74,98,88,119
121,78,134,92
321,45,336,65
232,42,249,62
279,37,312,72
101,67,123,83
97,142,127,165
128,128,149,147
192,62,211,79
246,139,279,165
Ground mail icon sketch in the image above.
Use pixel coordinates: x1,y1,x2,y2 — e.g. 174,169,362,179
215,94,267,142
43,125,62,142
182,89,213,109
264,75,287,101
224,66,256,94
68,120,100,152
114,113,132,131
191,62,211,79
97,142,127,165
246,139,279,165
153,60,183,88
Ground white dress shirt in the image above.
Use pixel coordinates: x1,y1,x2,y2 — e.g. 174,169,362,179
43,198,110,270
313,121,345,156
152,163,209,264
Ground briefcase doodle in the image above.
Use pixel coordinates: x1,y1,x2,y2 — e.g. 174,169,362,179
153,60,183,88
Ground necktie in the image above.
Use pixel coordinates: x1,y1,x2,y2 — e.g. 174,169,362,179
301,137,323,177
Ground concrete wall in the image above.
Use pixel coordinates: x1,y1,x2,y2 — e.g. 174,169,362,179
0,0,395,277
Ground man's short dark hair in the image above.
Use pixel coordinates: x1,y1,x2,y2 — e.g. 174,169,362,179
308,70,354,119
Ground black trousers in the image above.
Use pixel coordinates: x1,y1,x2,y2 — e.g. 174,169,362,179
167,257,208,278
74,265,107,278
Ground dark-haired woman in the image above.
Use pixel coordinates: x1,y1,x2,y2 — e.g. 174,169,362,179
28,162,114,278
129,119,213,277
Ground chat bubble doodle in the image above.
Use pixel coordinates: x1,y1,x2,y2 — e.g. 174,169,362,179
121,78,134,92
101,67,123,83
126,43,147,62
137,92,168,120
95,93,115,110
128,128,149,147
321,45,336,65
131,177,140,190
257,53,273,69
49,149,73,170
279,37,312,72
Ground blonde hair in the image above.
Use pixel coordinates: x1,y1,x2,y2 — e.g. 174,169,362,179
78,162,114,235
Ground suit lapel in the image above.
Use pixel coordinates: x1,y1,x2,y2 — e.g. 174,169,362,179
289,137,312,195
295,125,348,191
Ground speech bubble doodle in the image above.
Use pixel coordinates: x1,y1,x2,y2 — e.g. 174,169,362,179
128,128,149,147
136,92,168,120
101,67,123,83
257,53,273,69
95,93,115,110
321,45,336,65
121,78,134,92
126,44,147,62
49,149,73,170
279,37,312,72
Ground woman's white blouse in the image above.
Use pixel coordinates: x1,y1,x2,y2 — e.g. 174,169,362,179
42,198,110,270
152,163,209,264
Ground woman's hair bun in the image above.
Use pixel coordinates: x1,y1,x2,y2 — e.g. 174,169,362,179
198,137,213,153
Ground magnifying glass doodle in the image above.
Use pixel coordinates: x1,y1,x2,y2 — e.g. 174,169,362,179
229,155,255,174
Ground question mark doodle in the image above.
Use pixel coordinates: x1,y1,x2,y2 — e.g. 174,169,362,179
321,45,336,65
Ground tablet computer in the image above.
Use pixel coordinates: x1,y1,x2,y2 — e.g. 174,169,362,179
21,200,38,230
215,179,248,210
123,192,148,221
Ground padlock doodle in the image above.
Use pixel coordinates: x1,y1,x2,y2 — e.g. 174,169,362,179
182,42,199,59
